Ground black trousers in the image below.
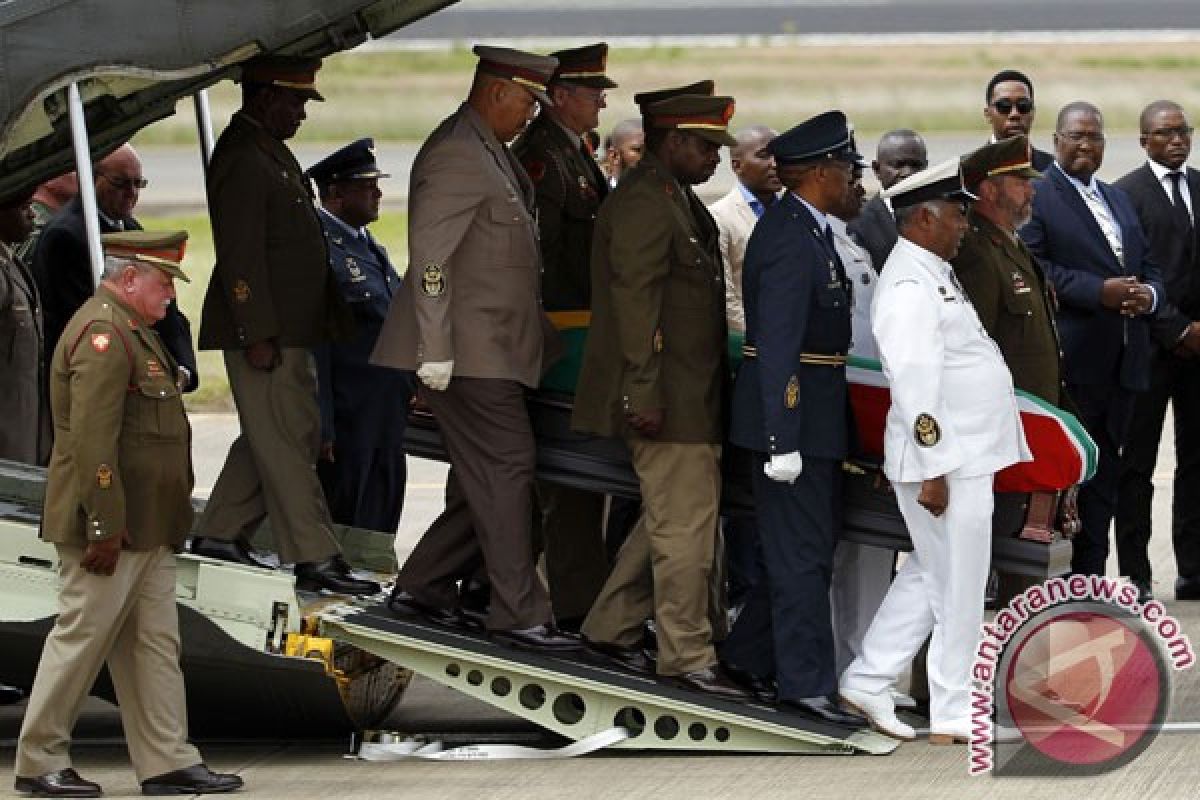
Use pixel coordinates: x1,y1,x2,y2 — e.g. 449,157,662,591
1116,351,1200,582
318,445,407,534
720,455,839,700
1070,381,1136,576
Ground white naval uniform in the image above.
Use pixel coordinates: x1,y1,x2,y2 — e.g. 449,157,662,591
828,217,893,676
840,236,1029,729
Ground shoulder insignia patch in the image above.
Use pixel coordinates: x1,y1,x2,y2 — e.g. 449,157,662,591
421,264,446,298
91,333,111,353
96,464,113,490
233,279,251,304
785,375,800,409
914,413,941,447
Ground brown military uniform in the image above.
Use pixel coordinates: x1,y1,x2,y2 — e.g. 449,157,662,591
953,211,1067,407
372,102,556,631
18,284,202,782
513,104,613,625
513,112,609,312
0,240,49,464
575,150,730,676
196,111,350,564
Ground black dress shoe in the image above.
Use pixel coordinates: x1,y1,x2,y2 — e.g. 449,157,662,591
387,589,464,627
189,537,271,570
491,624,582,652
583,637,655,674
0,683,24,705
14,768,101,798
294,558,381,595
665,666,752,701
1176,575,1200,601
141,764,242,795
780,695,868,728
721,662,777,703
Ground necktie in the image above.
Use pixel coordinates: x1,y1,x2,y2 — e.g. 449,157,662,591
1169,172,1193,231
1082,186,1124,268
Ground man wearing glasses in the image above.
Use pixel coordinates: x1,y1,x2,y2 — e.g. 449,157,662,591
32,143,198,392
982,69,1054,172
512,43,618,630
1115,101,1200,602
1020,101,1164,577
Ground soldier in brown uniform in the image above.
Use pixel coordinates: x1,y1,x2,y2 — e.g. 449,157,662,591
0,188,49,466
572,88,748,699
372,46,578,652
15,232,242,798
190,56,377,596
512,43,618,627
955,136,1066,407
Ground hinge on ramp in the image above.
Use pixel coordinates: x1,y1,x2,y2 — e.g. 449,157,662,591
318,603,897,756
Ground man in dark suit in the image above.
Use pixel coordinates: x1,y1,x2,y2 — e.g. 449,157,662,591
1115,100,1200,601
848,129,927,271
1020,101,1165,577
983,69,1054,172
718,111,868,729
307,139,413,535
32,144,197,392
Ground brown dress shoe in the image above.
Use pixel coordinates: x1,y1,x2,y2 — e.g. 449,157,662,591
665,666,752,701
14,768,102,798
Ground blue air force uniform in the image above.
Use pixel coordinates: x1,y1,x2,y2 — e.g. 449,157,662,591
308,140,414,533
720,113,860,709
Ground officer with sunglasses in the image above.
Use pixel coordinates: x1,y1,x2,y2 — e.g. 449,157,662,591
983,69,1054,172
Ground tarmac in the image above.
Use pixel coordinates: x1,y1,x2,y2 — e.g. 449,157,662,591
3,413,1200,799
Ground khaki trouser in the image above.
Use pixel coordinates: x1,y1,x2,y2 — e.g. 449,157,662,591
16,546,201,781
198,348,339,564
583,440,722,676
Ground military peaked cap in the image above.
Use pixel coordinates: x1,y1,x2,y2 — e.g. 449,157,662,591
474,45,559,106
768,110,864,167
239,55,324,101
550,42,617,89
633,80,715,109
102,230,190,282
306,138,390,186
643,94,737,147
961,134,1042,190
883,157,979,210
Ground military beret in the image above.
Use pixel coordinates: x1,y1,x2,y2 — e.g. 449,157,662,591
474,45,559,106
961,134,1042,190
306,138,390,186
102,230,190,282
634,80,715,109
768,110,865,167
239,55,324,101
550,42,617,90
883,157,978,210
642,94,737,147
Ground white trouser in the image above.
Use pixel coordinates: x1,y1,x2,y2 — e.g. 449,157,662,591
840,474,993,727
830,541,895,677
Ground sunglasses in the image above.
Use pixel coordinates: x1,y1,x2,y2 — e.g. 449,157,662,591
100,173,149,191
992,98,1034,115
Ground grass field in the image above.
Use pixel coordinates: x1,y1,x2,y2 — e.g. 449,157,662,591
148,212,409,410
133,41,1200,148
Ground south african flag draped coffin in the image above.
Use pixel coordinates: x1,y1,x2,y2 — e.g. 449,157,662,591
542,315,1097,493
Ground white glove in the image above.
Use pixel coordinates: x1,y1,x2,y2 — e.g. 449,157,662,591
763,451,804,484
416,360,454,391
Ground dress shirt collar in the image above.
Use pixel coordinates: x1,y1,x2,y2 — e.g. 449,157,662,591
793,192,829,232
893,235,953,279
738,181,778,219
1054,161,1102,196
551,115,583,150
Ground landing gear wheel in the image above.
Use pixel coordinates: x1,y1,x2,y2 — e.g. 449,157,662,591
335,643,414,728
